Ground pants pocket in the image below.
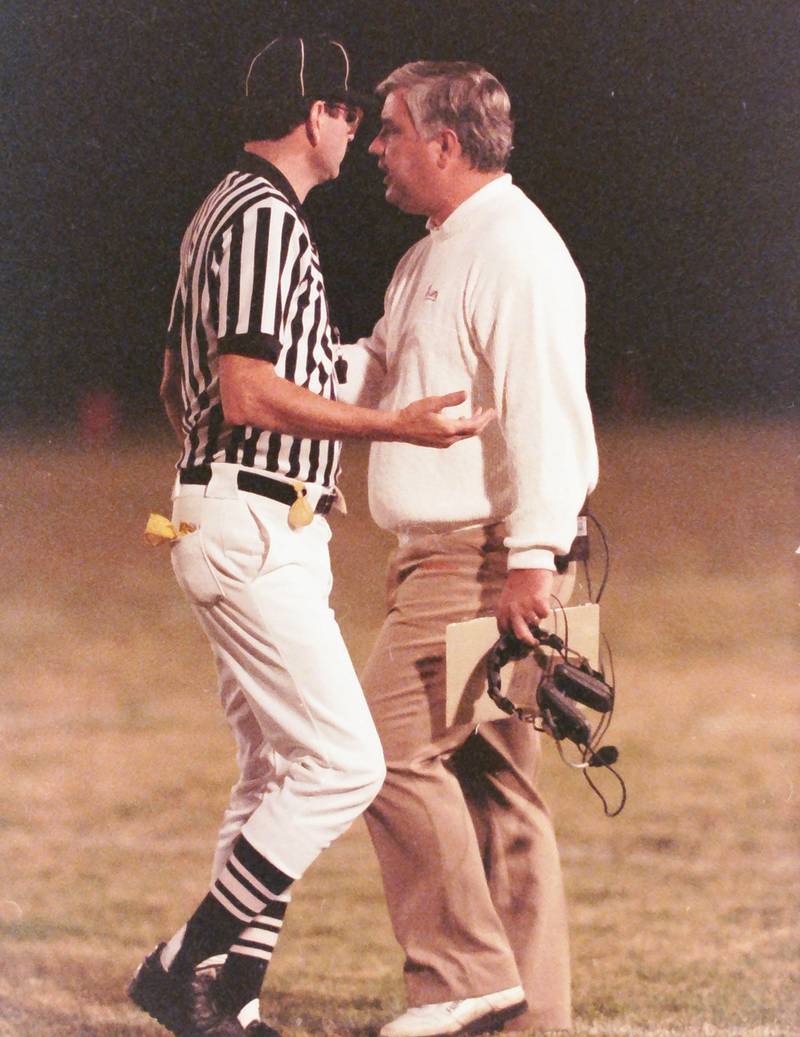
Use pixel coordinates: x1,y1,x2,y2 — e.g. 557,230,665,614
170,529,224,608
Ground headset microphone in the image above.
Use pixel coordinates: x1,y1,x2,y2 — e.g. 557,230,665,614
589,746,619,767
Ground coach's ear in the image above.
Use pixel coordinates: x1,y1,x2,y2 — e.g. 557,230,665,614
436,127,462,169
306,100,326,146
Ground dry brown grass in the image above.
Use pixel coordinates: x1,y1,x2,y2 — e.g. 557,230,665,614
0,418,798,1036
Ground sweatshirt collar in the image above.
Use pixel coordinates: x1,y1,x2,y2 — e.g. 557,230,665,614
426,173,513,238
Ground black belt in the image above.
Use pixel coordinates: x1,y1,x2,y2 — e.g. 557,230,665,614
179,466,335,516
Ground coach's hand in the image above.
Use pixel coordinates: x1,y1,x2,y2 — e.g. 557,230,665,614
496,569,554,645
392,391,495,447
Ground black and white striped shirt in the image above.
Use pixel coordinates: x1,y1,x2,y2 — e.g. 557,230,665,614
167,152,341,488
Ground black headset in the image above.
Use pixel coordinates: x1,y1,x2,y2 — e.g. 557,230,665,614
485,619,626,816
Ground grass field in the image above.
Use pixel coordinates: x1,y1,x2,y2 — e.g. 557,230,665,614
0,418,798,1037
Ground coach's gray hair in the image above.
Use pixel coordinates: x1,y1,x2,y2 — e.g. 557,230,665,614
376,61,513,172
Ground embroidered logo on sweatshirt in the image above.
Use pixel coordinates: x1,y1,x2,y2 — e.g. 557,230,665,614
424,285,438,302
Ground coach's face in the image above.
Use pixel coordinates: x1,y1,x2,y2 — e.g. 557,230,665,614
369,90,443,216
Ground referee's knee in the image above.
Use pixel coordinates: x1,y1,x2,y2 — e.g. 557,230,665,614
353,741,387,803
364,748,388,805
333,737,386,811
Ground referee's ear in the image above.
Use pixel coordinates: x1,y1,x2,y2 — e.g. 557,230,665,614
306,99,326,145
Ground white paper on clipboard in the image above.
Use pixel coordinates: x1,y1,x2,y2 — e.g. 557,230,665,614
445,604,601,727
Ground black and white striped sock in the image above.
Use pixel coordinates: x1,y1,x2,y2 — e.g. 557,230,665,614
219,897,288,1018
229,899,287,961
171,836,293,974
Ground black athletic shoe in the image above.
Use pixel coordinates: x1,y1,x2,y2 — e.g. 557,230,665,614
244,1022,281,1037
128,943,187,1035
128,944,245,1037
186,970,247,1036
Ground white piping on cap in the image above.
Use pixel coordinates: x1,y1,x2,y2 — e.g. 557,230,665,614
330,40,350,91
298,38,306,96
245,37,280,97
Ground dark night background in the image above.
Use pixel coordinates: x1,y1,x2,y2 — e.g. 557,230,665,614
3,0,797,429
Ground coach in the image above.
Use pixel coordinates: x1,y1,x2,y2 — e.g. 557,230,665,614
340,61,598,1037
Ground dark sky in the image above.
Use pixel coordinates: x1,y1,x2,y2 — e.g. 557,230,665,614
3,0,797,425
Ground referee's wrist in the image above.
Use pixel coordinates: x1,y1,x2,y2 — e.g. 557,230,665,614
377,408,403,442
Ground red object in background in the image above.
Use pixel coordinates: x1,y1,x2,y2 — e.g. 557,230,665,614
612,363,650,419
78,388,120,445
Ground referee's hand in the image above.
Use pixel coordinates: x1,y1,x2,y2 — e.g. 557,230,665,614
392,391,495,447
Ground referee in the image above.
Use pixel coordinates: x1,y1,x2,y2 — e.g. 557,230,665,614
128,35,493,1037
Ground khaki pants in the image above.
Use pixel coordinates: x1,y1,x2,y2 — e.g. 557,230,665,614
362,524,572,1032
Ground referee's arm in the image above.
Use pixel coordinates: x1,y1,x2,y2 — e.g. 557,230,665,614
160,348,183,443
219,354,493,448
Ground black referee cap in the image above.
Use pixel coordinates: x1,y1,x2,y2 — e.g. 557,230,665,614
244,36,368,109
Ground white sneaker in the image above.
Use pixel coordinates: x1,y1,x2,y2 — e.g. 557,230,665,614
379,985,527,1037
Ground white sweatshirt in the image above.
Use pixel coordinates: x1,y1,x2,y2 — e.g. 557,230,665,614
340,174,599,570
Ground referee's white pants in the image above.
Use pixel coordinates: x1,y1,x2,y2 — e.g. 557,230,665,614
170,464,385,881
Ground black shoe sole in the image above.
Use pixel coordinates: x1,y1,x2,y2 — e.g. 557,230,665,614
128,985,184,1035
431,999,529,1037
127,947,185,1036
469,999,528,1036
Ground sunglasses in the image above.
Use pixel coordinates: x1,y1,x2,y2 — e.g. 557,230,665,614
325,102,363,128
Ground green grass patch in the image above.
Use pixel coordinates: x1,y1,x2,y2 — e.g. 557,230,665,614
0,421,798,1036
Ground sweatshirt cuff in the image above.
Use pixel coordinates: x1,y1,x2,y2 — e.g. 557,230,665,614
507,546,556,571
